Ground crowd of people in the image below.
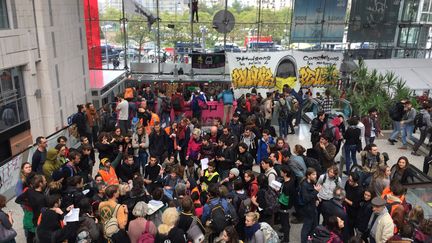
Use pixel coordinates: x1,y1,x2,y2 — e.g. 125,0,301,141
6,85,432,243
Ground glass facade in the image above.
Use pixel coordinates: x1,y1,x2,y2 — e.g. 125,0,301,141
0,0,9,29
421,0,432,22
0,67,29,133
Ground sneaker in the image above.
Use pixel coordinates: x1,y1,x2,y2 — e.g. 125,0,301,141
411,151,420,156
398,146,408,150
388,138,395,145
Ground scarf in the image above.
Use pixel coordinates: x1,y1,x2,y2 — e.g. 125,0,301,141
244,223,260,241
86,108,98,127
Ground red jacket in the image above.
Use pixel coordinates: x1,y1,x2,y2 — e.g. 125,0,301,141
187,137,202,159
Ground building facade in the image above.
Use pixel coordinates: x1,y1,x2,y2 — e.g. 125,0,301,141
0,0,89,161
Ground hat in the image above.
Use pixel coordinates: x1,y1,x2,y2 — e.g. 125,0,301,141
233,112,240,118
230,168,240,177
371,197,386,207
100,158,110,166
132,201,148,217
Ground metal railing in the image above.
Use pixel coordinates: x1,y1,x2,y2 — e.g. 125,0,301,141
0,124,81,201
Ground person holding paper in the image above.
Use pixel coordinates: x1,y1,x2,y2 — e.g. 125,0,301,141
200,161,219,193
36,194,79,243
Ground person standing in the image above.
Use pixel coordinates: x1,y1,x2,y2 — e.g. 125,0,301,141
343,117,361,174
367,197,394,243
279,166,295,243
310,111,326,147
388,100,407,145
218,88,235,126
399,101,416,150
263,92,274,127
320,89,334,115
344,172,363,237
300,168,321,243
32,136,47,173
85,102,99,146
276,96,289,138
412,102,432,156
314,135,336,169
362,107,382,146
116,94,129,135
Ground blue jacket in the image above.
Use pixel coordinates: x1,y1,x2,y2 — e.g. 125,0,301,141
256,136,275,163
201,197,231,224
218,90,234,105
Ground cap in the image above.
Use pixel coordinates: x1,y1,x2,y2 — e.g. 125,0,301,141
230,168,240,177
233,112,240,118
100,158,110,166
371,197,386,207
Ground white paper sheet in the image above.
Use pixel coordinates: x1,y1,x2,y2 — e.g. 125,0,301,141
200,158,209,171
64,208,80,222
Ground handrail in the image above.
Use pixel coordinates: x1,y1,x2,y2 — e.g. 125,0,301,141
0,124,73,167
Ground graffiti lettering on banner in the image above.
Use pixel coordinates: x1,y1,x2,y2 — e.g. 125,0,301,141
0,154,22,194
232,66,275,88
299,66,339,86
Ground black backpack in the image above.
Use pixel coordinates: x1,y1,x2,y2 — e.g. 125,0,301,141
302,155,323,176
323,123,336,144
389,103,403,121
278,101,289,119
414,112,425,128
264,188,280,215
308,225,331,243
101,112,116,132
161,97,172,113
210,201,230,234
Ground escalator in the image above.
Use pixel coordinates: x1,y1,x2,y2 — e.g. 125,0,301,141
301,97,353,123
391,164,432,218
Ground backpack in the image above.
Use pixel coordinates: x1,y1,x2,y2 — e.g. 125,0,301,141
278,101,289,119
172,95,182,111
186,217,205,243
321,174,340,187
384,195,412,217
308,225,331,243
291,99,299,113
414,112,425,128
389,103,403,121
323,123,336,144
161,97,172,113
124,87,134,100
296,180,305,206
101,112,117,132
302,155,323,176
102,204,121,238
264,188,280,214
209,201,229,234
138,221,155,243
259,222,280,243
232,193,251,218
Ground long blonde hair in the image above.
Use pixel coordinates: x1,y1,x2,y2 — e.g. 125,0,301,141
158,207,179,235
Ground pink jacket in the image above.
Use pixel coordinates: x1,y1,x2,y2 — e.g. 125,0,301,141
187,137,202,159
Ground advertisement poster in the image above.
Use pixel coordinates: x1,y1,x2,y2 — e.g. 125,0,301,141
348,0,401,42
291,0,348,43
226,51,343,89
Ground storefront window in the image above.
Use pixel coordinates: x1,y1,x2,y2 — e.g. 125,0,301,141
0,67,28,132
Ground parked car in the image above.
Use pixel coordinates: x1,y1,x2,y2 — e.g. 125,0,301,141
100,45,120,61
